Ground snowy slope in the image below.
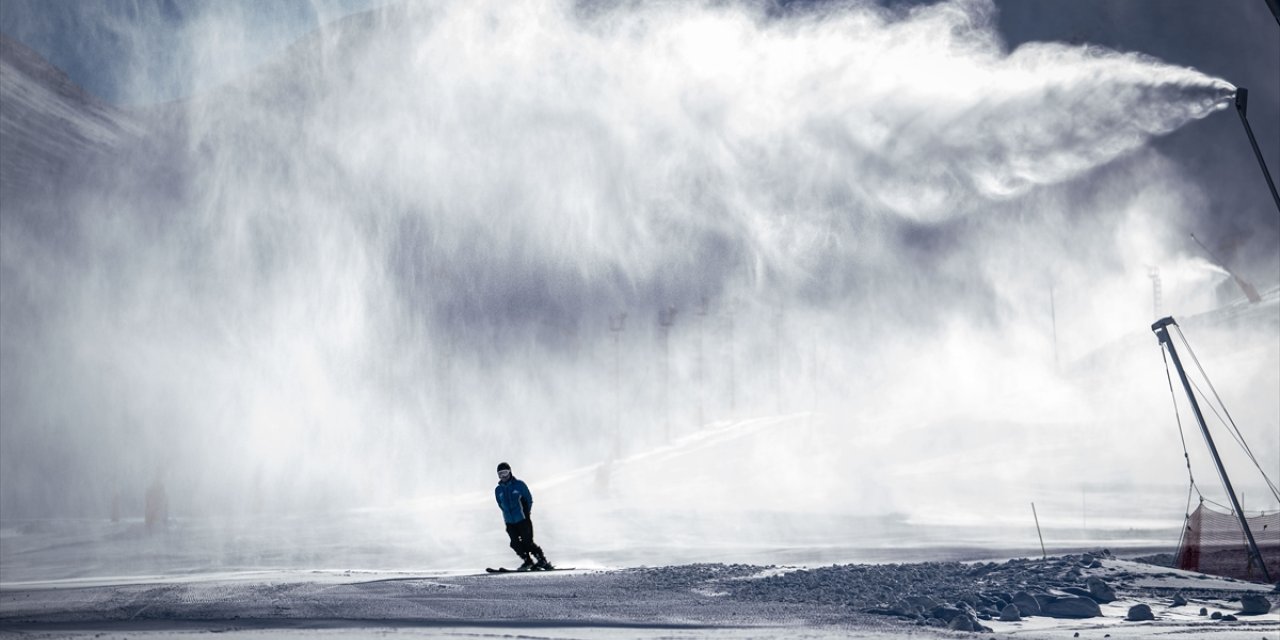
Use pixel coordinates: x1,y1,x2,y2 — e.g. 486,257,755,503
1,555,1275,639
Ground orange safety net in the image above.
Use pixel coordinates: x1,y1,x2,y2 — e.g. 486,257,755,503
1176,502,1279,582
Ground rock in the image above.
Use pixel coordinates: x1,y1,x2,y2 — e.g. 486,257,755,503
1220,614,1237,621
1171,593,1187,607
999,603,1022,621
1078,553,1103,568
1041,596,1102,619
1086,577,1117,603
978,593,1005,608
888,595,937,617
966,563,993,577
930,605,964,623
1240,594,1273,615
903,595,937,610
865,605,904,617
1012,592,1041,616
1126,604,1155,621
947,615,975,632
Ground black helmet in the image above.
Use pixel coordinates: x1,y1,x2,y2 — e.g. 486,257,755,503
496,462,511,472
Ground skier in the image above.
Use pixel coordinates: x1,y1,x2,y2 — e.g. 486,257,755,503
495,462,553,571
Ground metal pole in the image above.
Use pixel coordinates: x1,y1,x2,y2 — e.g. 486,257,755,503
810,331,818,416
1234,88,1280,216
659,306,677,443
1190,233,1262,303
696,297,707,430
443,323,454,433
1031,502,1046,560
1082,487,1087,532
774,304,784,414
609,313,626,458
1152,316,1273,582
727,298,737,419
1049,283,1060,372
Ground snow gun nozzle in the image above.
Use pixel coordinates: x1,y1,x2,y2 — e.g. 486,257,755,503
1151,316,1178,346
1234,87,1248,116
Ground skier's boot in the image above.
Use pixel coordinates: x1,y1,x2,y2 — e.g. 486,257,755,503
516,555,536,572
534,553,554,571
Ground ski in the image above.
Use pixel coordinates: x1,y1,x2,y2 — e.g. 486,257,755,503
484,567,572,574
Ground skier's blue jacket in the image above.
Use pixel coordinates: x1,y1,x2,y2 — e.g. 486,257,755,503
495,476,532,524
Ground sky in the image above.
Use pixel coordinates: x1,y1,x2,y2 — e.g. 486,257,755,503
0,0,1277,563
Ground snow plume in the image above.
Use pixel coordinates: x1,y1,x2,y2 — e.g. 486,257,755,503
1,0,1274,572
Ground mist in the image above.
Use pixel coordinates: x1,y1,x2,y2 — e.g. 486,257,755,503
1,0,1276,573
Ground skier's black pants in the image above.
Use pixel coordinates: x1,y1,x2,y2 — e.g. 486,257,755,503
505,518,543,560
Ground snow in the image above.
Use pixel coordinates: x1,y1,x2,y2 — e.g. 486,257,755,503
3,549,1277,639
2,3,1278,639
3,420,1274,638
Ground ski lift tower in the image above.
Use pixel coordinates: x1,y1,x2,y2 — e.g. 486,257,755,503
1147,266,1162,320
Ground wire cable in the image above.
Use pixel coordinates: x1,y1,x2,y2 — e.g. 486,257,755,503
1161,345,1201,500
1188,376,1280,500
1176,327,1263,464
1174,483,1196,558
1175,326,1280,504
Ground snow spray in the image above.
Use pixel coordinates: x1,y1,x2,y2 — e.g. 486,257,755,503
0,0,1273,574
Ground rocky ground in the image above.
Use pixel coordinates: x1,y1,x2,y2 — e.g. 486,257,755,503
722,550,1278,633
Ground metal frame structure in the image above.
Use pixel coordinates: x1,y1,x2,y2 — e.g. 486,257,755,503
1152,316,1273,582
1234,88,1280,216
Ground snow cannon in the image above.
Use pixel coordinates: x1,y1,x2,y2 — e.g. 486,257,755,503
1231,86,1280,216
